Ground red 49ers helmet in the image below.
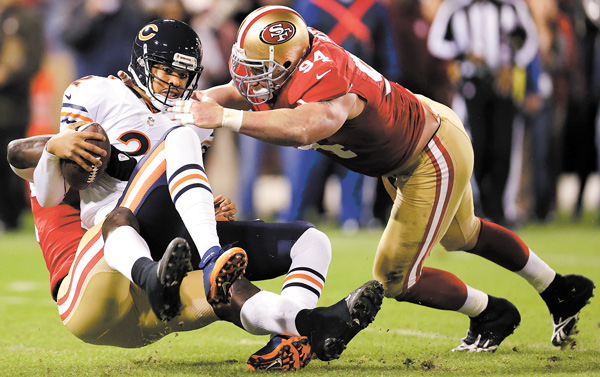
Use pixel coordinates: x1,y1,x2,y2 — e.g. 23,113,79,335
231,6,310,105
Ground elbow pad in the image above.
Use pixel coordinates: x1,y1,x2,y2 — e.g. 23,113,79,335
33,148,67,207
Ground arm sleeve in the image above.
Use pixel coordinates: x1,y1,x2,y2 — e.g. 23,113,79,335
33,147,69,208
428,1,464,60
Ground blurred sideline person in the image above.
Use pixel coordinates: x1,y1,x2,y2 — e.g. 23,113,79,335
427,0,539,227
11,18,384,370
0,0,44,231
8,118,383,372
173,5,594,352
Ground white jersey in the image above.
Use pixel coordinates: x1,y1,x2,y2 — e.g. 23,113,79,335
59,76,214,228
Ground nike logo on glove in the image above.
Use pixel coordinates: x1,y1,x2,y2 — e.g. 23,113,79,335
316,70,331,80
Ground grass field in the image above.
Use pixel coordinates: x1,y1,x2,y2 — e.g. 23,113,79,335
0,213,598,376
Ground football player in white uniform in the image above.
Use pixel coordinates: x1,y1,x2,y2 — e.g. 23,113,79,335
20,18,384,370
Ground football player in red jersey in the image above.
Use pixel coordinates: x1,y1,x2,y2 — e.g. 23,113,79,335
172,5,595,352
8,127,384,370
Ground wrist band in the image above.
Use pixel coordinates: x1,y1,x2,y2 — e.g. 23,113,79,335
221,108,243,132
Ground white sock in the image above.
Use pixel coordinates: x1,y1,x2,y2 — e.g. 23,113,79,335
457,285,489,317
240,290,303,336
164,127,220,258
103,225,152,282
281,228,331,309
516,249,556,293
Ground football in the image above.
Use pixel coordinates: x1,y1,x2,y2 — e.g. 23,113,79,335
60,122,111,190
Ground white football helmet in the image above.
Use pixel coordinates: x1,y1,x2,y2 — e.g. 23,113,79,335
231,6,310,105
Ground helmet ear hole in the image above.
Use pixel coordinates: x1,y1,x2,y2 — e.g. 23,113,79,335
283,61,292,69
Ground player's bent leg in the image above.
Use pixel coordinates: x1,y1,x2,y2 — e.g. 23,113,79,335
102,207,192,322
56,234,153,349
372,129,473,299
89,270,219,347
60,267,219,348
55,223,142,346
453,210,595,348
213,220,331,307
217,221,329,369
140,270,220,340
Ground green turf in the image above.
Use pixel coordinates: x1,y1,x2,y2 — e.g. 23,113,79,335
0,213,598,376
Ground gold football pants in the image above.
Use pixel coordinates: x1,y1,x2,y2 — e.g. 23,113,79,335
56,224,217,348
374,96,481,298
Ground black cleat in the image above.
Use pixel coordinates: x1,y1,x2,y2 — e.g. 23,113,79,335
452,296,520,352
149,237,192,321
541,274,595,347
304,280,384,361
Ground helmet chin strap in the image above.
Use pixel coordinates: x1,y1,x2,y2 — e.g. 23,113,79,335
147,68,185,111
267,46,276,98
149,94,172,112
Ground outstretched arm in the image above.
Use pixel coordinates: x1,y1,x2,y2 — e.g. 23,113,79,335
170,91,364,147
195,81,252,110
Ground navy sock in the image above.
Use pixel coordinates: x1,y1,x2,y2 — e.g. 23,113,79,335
131,257,156,290
294,309,311,337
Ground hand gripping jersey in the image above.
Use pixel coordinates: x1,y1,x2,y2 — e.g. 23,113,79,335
258,28,426,177
59,76,214,228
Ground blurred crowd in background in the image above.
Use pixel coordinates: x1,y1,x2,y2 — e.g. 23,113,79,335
1,0,599,233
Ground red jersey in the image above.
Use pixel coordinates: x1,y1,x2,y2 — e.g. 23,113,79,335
31,195,84,301
267,28,425,177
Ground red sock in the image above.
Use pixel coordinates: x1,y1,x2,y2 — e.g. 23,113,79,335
399,267,468,311
468,218,529,271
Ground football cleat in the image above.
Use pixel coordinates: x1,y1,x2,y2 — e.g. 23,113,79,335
200,246,247,306
452,296,520,353
304,280,384,361
247,335,312,371
150,237,192,321
541,274,595,347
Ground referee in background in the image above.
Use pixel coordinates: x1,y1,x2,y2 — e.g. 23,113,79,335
428,0,538,227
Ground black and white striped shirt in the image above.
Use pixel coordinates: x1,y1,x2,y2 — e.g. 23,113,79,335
428,0,538,70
